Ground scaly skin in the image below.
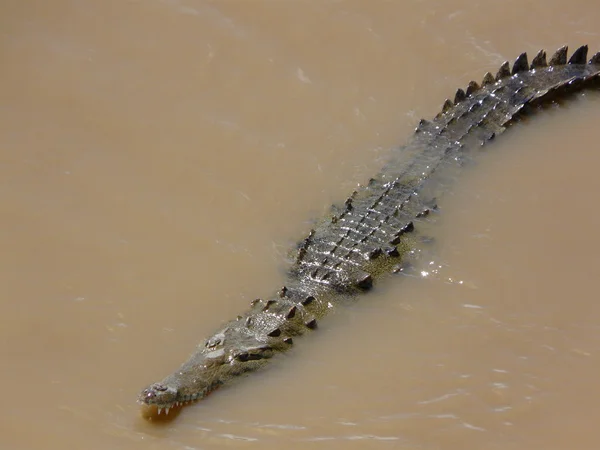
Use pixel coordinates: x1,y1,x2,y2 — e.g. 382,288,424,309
139,45,600,414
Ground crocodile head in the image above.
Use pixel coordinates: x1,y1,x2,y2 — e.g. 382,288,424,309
138,357,225,413
137,346,229,413
138,333,274,413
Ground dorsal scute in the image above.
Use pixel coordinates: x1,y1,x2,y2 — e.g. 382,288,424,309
454,88,466,104
495,61,511,81
568,45,588,64
481,72,495,86
530,49,547,69
465,80,480,96
442,98,453,112
549,45,568,66
435,98,454,118
511,52,529,74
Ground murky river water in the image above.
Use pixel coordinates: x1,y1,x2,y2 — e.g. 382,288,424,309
2,1,600,449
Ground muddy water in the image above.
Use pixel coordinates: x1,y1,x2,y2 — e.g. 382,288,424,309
2,1,600,448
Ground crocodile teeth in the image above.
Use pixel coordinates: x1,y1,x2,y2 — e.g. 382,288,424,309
165,407,170,415
157,408,162,415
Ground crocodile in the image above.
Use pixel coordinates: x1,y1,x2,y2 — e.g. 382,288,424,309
139,45,600,415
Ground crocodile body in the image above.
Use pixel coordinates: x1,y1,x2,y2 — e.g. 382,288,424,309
139,45,600,414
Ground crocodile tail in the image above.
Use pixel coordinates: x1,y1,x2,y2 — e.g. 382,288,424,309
435,45,600,131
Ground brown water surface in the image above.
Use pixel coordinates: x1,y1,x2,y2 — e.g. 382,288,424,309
2,1,600,449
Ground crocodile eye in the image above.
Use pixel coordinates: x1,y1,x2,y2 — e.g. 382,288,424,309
205,336,222,349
